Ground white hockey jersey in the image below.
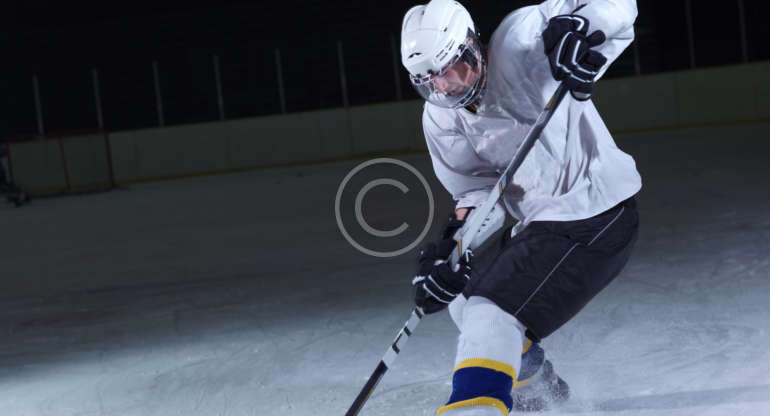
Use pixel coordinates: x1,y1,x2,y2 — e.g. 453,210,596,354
423,0,642,227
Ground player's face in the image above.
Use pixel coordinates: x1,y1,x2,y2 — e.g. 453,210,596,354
432,59,480,96
408,32,485,109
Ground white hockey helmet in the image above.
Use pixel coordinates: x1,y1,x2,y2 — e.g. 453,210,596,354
401,0,485,109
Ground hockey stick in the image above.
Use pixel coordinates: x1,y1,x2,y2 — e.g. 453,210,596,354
344,306,424,416
449,83,568,264
344,83,569,416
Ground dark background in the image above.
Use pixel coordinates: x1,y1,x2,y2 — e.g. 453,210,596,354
2,0,769,138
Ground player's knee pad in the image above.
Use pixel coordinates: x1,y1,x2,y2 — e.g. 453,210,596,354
437,296,525,416
516,339,545,388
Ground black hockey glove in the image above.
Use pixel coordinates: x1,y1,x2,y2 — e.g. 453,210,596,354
542,13,607,101
412,241,474,314
411,210,475,314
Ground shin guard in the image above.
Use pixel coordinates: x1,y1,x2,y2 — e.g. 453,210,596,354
437,296,525,416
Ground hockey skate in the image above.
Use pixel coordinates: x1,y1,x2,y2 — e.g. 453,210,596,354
511,360,569,412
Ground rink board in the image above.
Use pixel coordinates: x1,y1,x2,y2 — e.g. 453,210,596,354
8,132,113,196
9,62,770,188
106,61,769,184
60,133,114,192
8,140,69,195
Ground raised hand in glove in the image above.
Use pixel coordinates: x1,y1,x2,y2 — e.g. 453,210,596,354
542,13,607,101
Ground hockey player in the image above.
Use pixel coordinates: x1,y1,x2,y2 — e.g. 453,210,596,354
402,0,641,414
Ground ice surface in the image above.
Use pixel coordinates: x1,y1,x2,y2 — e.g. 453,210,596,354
1,123,770,416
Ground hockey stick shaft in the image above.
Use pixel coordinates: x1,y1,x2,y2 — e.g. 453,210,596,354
345,83,569,415
345,307,424,416
450,83,569,265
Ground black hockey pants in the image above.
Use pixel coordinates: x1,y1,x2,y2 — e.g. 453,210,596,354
464,197,639,341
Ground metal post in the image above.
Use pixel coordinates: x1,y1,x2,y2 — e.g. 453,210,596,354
213,54,226,120
337,41,349,108
737,0,748,63
152,60,165,127
390,34,403,101
632,39,642,76
685,0,696,69
91,68,105,130
32,75,44,137
274,48,287,114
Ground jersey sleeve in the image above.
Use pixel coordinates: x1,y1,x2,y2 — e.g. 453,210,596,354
422,108,497,210
538,0,638,79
